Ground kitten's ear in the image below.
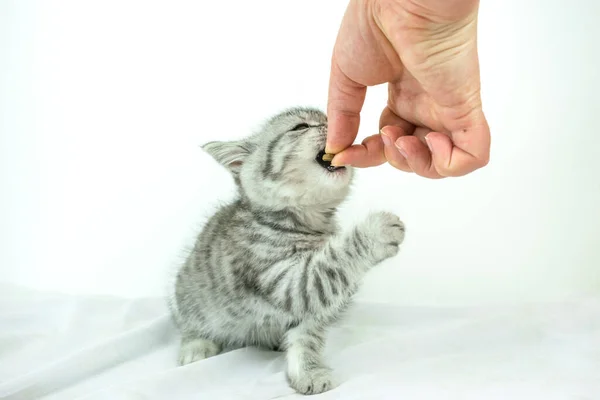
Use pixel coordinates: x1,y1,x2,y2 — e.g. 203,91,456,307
202,140,251,174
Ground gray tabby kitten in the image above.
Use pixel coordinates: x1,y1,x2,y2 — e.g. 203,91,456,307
171,107,405,395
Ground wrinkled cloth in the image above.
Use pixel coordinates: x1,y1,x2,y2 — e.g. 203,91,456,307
1,284,598,400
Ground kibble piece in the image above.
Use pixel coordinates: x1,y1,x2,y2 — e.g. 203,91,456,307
322,153,335,162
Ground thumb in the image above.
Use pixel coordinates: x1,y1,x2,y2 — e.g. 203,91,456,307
326,60,367,154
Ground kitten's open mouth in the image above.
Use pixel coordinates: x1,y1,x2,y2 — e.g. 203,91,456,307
316,150,345,172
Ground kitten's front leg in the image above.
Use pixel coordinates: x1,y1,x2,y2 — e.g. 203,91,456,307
281,212,405,395
356,211,406,265
284,323,333,395
276,211,406,319
325,211,406,279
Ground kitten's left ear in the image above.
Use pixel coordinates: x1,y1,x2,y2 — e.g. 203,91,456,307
202,140,252,175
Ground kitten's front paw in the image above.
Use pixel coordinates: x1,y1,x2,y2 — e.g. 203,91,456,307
363,211,405,262
288,366,335,395
178,338,221,366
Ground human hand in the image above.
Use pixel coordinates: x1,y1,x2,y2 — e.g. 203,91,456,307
326,0,490,178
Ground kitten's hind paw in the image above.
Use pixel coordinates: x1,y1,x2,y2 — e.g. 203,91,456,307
288,366,335,395
178,338,221,365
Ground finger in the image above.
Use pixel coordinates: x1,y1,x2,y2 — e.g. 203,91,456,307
395,136,444,179
379,106,415,172
326,60,367,155
379,105,415,133
379,125,412,173
412,126,433,143
427,113,491,177
331,134,386,168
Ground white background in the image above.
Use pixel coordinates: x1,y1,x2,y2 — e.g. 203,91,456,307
1,0,599,306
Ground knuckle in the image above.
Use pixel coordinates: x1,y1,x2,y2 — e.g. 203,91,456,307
478,153,490,168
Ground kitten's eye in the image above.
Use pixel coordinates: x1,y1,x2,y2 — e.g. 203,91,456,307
290,123,310,131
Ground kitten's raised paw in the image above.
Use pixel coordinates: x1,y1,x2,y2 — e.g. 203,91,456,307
288,367,335,395
363,211,405,261
178,338,221,366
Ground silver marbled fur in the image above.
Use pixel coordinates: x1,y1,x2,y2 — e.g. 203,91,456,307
171,107,405,395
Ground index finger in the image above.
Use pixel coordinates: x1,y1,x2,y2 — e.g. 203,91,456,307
326,60,367,154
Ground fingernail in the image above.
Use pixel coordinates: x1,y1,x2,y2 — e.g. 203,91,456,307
424,135,433,152
325,142,336,155
380,133,392,147
394,140,408,159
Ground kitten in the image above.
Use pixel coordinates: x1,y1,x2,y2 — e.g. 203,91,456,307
171,107,405,395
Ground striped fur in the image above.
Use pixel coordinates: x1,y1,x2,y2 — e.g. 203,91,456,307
172,107,405,395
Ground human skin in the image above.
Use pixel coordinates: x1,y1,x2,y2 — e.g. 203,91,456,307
326,0,490,178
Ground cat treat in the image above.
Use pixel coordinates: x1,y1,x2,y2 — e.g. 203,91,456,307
321,153,335,162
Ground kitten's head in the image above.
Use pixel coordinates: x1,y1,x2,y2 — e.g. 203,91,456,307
202,107,353,209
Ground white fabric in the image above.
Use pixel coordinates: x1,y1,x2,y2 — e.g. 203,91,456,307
1,283,599,400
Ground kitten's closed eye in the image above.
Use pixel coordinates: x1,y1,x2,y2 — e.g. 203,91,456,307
290,123,310,131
